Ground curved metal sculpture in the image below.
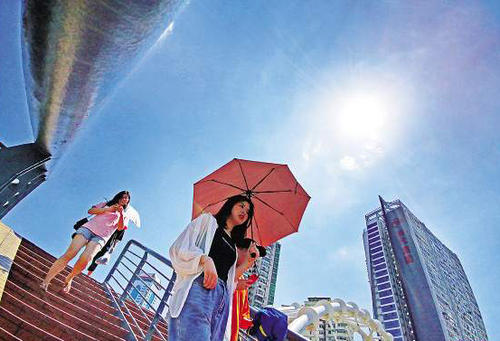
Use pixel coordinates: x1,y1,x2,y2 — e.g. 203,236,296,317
284,298,394,341
1,0,185,217
22,0,185,162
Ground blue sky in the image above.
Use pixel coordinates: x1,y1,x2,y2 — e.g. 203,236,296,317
2,1,500,339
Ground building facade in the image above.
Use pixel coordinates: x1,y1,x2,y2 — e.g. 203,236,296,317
129,272,161,310
363,197,488,341
248,242,281,308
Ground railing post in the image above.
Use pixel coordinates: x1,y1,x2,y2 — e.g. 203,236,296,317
120,252,148,303
104,240,133,284
144,272,177,340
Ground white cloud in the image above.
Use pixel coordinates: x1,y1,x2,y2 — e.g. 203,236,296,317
339,156,360,171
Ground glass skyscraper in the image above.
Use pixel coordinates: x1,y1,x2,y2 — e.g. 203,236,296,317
363,197,488,341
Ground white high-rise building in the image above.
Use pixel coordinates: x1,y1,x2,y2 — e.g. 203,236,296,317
248,242,281,308
363,197,488,341
129,272,161,310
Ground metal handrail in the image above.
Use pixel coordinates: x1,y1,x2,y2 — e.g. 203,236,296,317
103,239,176,341
108,277,165,340
103,239,311,341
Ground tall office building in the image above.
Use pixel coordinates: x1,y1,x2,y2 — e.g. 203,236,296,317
130,272,161,310
363,197,488,341
248,242,281,308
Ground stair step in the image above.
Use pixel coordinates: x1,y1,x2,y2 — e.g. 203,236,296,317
7,268,124,327
14,248,111,301
0,305,63,341
12,254,112,305
10,262,118,316
122,315,166,341
108,289,168,335
17,243,105,293
121,299,168,332
2,237,174,341
105,291,166,340
5,280,128,340
0,326,23,341
119,300,168,334
118,306,168,340
1,292,91,341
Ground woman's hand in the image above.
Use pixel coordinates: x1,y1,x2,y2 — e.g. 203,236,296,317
235,243,259,279
201,256,218,290
89,204,119,215
236,278,253,290
108,204,122,212
247,244,259,266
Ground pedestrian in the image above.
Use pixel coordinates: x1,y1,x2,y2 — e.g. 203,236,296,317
40,190,131,293
231,238,267,341
168,194,256,341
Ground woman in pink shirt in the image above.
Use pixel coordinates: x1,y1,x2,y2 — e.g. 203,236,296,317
40,191,131,293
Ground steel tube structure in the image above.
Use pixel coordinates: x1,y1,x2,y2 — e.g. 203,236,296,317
286,298,394,341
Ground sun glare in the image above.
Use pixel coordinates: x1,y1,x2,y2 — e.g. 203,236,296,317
337,93,390,140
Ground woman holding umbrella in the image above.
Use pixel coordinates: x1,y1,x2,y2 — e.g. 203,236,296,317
40,190,132,293
168,195,257,341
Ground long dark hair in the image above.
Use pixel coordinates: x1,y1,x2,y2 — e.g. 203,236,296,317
106,191,131,210
214,195,254,242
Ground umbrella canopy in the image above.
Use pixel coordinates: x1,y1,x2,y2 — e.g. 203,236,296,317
192,158,310,246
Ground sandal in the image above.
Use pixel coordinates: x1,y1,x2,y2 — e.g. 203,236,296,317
62,280,72,294
40,282,49,292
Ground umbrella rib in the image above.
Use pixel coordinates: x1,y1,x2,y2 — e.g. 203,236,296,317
253,189,293,194
237,159,250,191
252,214,264,247
255,189,311,198
250,167,276,191
201,194,243,212
252,195,296,230
201,179,246,192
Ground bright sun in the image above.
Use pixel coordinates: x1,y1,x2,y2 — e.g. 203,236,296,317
336,92,390,140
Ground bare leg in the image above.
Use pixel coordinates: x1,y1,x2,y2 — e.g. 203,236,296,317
63,241,101,293
41,234,88,290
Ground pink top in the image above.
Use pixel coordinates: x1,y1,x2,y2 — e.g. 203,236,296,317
83,202,130,241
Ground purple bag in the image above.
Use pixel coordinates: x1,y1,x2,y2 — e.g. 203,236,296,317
249,307,288,341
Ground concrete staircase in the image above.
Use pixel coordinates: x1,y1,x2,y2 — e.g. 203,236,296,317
0,238,168,340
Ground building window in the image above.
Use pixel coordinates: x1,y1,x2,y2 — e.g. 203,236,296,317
381,304,396,313
383,312,398,320
384,320,400,329
375,269,388,278
379,289,393,298
380,296,394,305
387,328,402,337
377,282,391,291
376,275,390,283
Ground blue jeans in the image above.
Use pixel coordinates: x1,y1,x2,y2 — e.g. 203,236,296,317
168,275,230,341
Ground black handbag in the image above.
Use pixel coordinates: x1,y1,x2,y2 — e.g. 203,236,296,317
73,217,89,230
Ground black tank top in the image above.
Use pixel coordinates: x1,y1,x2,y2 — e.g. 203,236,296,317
208,227,236,283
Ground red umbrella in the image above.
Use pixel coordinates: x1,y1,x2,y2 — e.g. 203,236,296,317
192,158,311,246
